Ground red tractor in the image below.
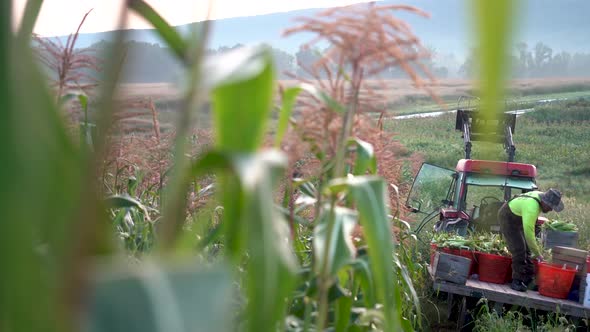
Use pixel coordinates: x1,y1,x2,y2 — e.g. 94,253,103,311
407,103,541,238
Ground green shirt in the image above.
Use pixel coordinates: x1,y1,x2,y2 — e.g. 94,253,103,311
508,191,543,256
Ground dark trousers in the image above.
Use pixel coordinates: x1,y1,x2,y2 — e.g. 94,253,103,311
498,202,534,282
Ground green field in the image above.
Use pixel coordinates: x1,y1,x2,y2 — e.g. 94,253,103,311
388,88,590,116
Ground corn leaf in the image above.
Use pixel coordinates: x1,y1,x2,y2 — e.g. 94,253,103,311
189,150,298,332
334,291,354,331
349,138,377,175
1,15,88,332
328,176,404,331
86,263,233,332
314,206,357,276
209,45,275,152
105,195,151,221
16,0,44,43
350,255,376,307
473,0,514,160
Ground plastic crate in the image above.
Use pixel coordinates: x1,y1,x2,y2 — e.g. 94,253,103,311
542,230,579,249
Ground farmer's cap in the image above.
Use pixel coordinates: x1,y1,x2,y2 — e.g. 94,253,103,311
540,188,564,212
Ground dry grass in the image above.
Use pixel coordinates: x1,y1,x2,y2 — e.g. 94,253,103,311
114,77,590,117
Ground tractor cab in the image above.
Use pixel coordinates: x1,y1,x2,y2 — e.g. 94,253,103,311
407,159,537,236
406,97,539,238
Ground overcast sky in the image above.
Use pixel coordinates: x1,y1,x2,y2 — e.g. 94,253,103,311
12,0,374,36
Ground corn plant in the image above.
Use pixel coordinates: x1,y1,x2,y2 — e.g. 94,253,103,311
32,10,100,100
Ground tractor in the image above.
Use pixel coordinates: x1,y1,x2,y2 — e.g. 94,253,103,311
406,99,539,239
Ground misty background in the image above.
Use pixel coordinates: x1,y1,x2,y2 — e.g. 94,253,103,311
39,0,590,83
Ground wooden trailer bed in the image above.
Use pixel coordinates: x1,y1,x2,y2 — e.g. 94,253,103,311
428,266,590,329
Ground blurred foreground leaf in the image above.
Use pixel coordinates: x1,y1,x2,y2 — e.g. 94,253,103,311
474,0,515,160
86,263,233,332
209,45,275,152
190,150,298,332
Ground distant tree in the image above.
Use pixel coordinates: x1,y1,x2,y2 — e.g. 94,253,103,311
119,41,183,83
570,53,590,77
531,42,553,76
514,42,530,77
459,49,477,78
548,51,571,76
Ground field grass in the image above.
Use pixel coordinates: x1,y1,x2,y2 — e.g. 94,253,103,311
385,97,590,248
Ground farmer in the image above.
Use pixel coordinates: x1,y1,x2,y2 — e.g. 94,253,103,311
498,188,564,292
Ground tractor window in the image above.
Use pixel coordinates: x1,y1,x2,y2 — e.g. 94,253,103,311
406,163,456,214
464,185,504,210
463,184,506,232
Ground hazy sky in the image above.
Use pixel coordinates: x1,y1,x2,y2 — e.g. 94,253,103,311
12,0,374,36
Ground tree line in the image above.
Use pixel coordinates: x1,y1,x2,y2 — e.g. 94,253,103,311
461,42,590,78
74,40,590,83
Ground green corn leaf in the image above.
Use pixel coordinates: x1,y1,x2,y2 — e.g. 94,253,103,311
105,195,150,220
473,0,514,160
350,255,376,307
349,138,377,175
86,263,233,332
209,45,275,152
1,22,91,330
16,0,43,43
335,294,354,332
128,0,187,61
327,175,404,331
234,152,297,332
188,150,297,332
314,206,357,276
275,86,302,147
203,45,293,332
78,94,88,115
394,255,422,329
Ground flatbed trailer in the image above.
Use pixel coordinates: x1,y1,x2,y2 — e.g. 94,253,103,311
428,267,590,329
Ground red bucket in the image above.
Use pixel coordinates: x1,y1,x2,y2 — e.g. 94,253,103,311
477,252,512,284
537,262,577,299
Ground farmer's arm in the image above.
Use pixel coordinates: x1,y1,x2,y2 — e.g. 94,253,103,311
522,206,542,257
